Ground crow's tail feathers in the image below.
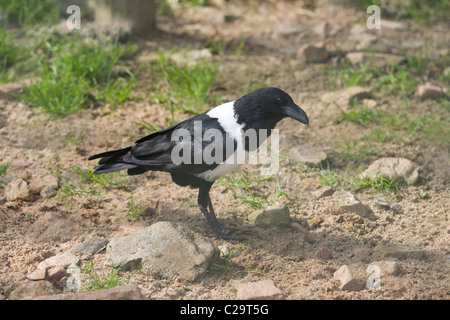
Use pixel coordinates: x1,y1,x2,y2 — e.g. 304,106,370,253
88,147,137,174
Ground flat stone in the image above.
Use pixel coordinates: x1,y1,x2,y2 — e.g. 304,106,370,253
328,191,372,218
415,83,447,100
360,157,419,186
27,268,48,281
321,86,372,107
333,265,366,292
38,252,80,270
233,280,284,300
69,237,109,255
105,221,216,281
28,175,59,194
4,179,29,201
346,52,405,69
248,203,290,228
274,23,305,35
32,284,144,300
289,143,327,165
312,186,334,198
375,245,424,260
47,267,67,282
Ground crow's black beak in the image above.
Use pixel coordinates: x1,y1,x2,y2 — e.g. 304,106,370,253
282,104,309,125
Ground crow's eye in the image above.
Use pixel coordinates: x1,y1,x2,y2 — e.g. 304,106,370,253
276,97,282,104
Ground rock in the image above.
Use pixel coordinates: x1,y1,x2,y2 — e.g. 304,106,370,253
415,83,447,100
312,22,328,39
328,191,372,218
375,245,424,260
38,252,80,270
248,203,290,228
28,175,59,194
274,23,305,36
9,281,55,300
27,268,48,281
289,143,327,165
69,238,109,255
306,216,323,229
360,157,419,186
333,265,366,292
32,284,144,300
217,245,230,258
346,52,405,69
170,49,212,68
65,264,82,292
40,185,57,198
105,221,216,281
297,42,329,63
373,197,392,209
47,267,67,282
369,260,401,276
321,86,372,107
233,280,284,300
312,186,334,199
4,179,29,201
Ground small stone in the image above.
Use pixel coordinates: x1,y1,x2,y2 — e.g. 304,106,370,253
333,265,366,292
373,198,392,209
170,49,212,68
4,179,29,201
38,252,80,270
47,267,67,282
346,52,405,69
360,157,419,186
69,238,109,255
28,175,59,194
390,203,403,214
27,268,48,281
306,216,323,229
289,143,327,165
9,281,55,300
40,186,57,198
369,260,401,276
233,280,284,300
217,245,230,258
328,191,372,218
297,42,329,63
415,83,447,100
248,203,290,228
31,284,144,300
375,245,424,260
312,186,334,199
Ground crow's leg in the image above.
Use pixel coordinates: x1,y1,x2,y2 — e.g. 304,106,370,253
198,185,235,240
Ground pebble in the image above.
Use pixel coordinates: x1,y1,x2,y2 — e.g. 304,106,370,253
233,280,284,300
321,86,372,107
289,143,327,165
415,83,447,100
4,179,29,201
38,252,80,270
333,265,366,292
28,175,59,195
248,203,291,228
306,216,323,229
274,23,305,36
312,186,334,199
346,52,405,69
105,221,216,281
328,191,372,219
360,157,419,186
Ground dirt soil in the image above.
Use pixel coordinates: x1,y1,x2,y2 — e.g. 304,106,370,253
0,0,449,300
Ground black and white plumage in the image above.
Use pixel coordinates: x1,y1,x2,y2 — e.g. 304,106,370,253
89,87,308,239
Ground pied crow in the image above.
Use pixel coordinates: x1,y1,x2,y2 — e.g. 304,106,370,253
89,87,308,239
